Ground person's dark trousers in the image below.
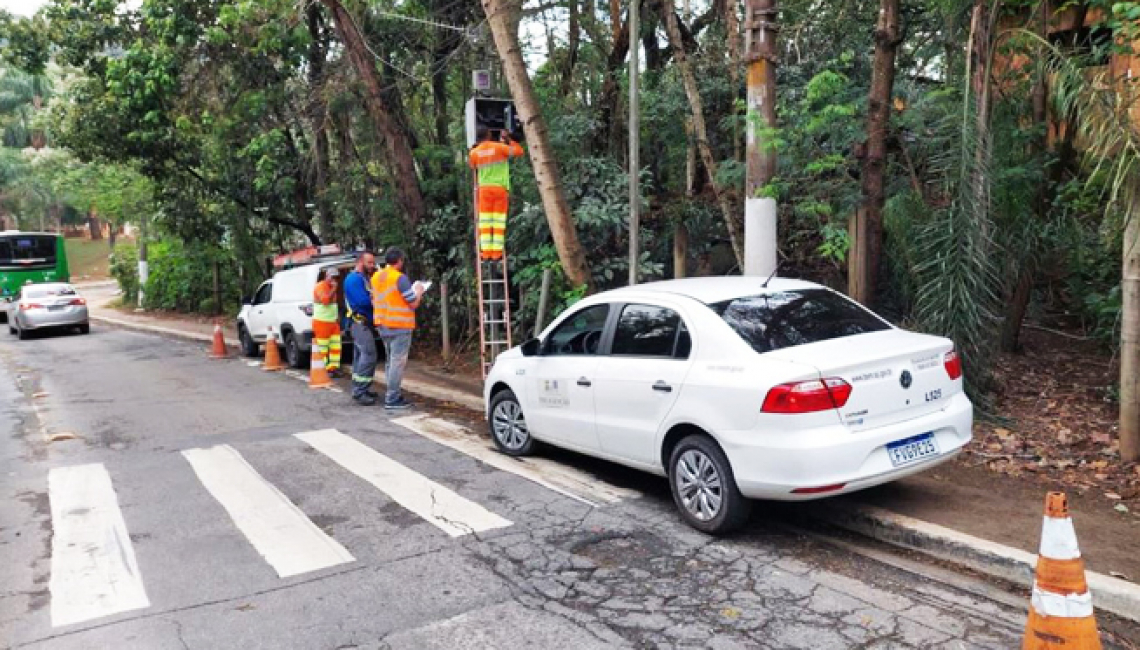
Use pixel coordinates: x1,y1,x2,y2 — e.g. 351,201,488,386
350,320,378,399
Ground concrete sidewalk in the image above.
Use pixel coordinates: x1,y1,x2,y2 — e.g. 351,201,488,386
81,284,1140,623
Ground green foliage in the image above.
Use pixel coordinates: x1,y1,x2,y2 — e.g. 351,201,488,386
109,243,139,304
142,240,240,314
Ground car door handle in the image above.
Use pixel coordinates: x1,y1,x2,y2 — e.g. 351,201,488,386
577,377,592,387
653,381,673,393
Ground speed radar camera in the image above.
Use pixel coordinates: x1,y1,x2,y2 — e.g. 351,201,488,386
465,97,523,149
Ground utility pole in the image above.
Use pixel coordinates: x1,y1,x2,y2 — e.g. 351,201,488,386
138,213,148,308
744,0,778,277
628,0,640,286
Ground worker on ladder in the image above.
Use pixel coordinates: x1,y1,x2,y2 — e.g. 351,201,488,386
469,126,524,261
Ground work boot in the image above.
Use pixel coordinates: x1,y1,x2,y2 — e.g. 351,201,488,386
327,368,343,379
354,393,377,406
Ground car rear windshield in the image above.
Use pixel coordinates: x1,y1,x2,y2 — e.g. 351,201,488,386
0,236,57,269
25,286,75,299
708,289,889,354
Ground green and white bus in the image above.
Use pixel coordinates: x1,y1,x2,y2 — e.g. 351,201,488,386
0,232,71,317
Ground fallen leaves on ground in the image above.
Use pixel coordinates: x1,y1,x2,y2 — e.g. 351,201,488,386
959,329,1139,514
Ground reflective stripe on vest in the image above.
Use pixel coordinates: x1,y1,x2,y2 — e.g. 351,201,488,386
372,268,415,330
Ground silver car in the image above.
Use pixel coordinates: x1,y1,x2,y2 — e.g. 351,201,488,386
6,283,90,340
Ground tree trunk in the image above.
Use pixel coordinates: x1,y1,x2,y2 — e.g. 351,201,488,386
850,0,900,305
307,4,336,242
87,209,103,240
561,0,581,98
481,0,593,291
724,0,742,162
1121,188,1140,463
662,0,745,269
321,0,427,232
674,223,689,278
592,18,629,157
1001,0,1048,353
968,0,997,242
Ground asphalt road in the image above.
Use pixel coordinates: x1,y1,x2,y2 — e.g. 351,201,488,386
0,324,1037,649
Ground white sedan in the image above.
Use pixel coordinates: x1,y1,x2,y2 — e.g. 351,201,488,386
483,277,973,534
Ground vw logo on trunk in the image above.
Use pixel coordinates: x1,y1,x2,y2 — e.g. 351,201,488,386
900,370,913,389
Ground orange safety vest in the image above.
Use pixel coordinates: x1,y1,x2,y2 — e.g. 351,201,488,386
371,267,415,330
312,279,338,323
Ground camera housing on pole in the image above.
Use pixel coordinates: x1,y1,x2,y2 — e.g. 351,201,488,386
464,97,524,149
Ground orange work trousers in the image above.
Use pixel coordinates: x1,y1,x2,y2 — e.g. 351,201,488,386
312,319,342,371
477,185,509,260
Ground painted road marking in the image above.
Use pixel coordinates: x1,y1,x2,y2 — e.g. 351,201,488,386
182,444,354,578
48,464,150,627
392,414,641,507
295,429,512,537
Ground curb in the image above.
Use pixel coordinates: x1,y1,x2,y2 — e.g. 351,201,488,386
89,314,240,348
813,502,1140,623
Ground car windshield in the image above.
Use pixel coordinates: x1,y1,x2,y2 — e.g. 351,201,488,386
709,289,889,354
25,286,75,299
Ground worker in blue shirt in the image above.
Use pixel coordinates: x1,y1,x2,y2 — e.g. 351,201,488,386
344,251,379,405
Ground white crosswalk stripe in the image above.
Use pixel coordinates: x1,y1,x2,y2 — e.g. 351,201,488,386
182,444,355,578
296,428,514,537
46,428,530,626
48,463,151,627
392,414,641,507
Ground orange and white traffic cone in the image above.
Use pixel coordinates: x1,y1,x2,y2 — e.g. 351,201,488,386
1022,492,1102,649
309,345,333,389
263,326,285,372
209,321,230,359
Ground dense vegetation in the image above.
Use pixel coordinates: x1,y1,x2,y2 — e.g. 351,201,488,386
1,0,1137,460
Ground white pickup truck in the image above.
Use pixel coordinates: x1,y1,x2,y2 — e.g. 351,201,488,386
236,256,373,368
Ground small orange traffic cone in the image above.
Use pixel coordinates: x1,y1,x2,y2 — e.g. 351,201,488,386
309,345,333,389
263,327,285,371
1022,492,1102,649
209,321,230,359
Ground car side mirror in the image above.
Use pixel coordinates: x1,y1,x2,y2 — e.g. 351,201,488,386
521,338,541,357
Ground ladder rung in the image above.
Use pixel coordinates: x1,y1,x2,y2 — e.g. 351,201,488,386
483,321,507,326
485,340,510,346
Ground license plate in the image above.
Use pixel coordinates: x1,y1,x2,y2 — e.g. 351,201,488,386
886,432,939,467
48,305,66,312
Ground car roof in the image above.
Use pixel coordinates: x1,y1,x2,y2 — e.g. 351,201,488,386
22,282,73,291
593,276,824,305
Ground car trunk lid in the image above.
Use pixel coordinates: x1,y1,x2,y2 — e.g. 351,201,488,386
764,329,960,431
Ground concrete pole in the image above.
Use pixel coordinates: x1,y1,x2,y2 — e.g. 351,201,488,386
628,0,640,286
137,214,148,308
535,267,552,336
744,0,778,277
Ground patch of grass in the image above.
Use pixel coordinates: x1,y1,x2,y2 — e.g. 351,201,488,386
65,238,114,280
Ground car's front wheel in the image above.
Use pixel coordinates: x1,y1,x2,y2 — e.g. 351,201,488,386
489,389,535,456
668,434,751,535
284,332,308,369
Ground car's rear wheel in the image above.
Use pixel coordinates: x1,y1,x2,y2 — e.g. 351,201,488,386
489,389,535,456
238,324,259,358
668,434,751,535
77,324,90,335
16,323,28,340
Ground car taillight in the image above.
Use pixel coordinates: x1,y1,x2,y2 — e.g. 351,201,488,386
944,350,962,380
762,378,852,414
69,298,86,306
20,303,42,310
300,304,314,316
